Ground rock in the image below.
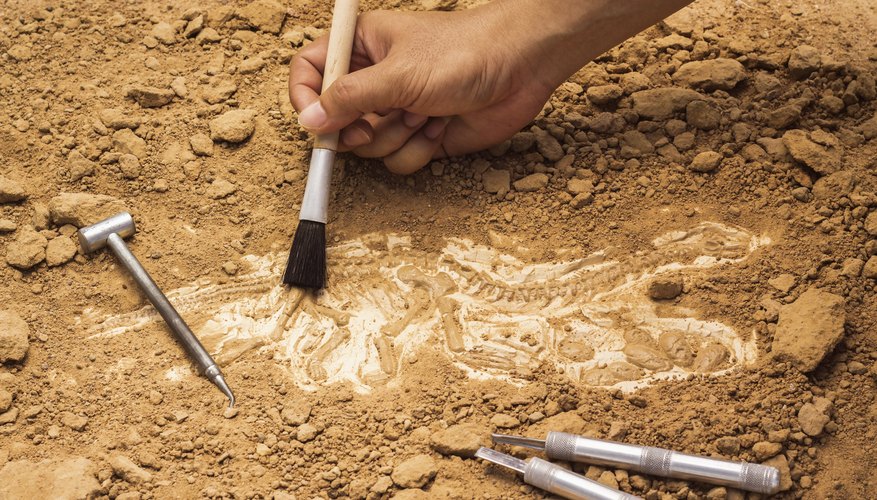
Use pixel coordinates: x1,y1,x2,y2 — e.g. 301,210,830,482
619,72,651,94
788,45,821,80
0,311,29,363
772,287,845,372
0,219,16,233
766,104,802,129
430,424,488,458
631,88,703,119
118,154,141,180
190,133,214,156
99,109,141,130
281,403,311,426
655,33,693,50
0,389,11,413
48,193,128,227
5,227,47,270
391,454,436,489
620,130,654,157
209,109,257,143
686,100,721,130
45,237,77,267
534,129,564,161
586,84,623,105
202,80,237,104
762,454,792,492
238,0,287,34
6,45,32,61
183,15,204,38
68,150,96,181
0,177,27,203
206,179,237,199
798,397,832,436
690,151,722,172
529,411,590,436
673,58,747,91
567,178,593,195
113,129,147,159
768,273,796,293
151,22,176,45
297,423,319,442
126,85,175,108
0,407,18,425
0,457,101,500
61,411,88,431
489,413,520,428
752,441,783,460
715,436,741,455
812,170,856,200
482,169,510,194
570,192,594,209
648,277,683,299
514,173,549,192
864,211,877,236
110,455,153,484
863,256,877,279
239,56,266,74
782,129,842,175
196,27,222,44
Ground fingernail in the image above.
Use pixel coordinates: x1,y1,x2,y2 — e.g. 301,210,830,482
298,101,328,129
424,118,450,140
342,127,371,148
403,112,428,128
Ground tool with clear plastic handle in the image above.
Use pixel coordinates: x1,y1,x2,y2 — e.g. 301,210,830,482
475,447,641,500
492,432,780,495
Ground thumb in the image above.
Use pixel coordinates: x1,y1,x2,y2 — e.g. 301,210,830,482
298,63,405,134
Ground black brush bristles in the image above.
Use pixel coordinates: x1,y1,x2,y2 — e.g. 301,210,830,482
282,219,326,289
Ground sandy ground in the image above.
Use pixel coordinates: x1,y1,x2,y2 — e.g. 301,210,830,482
1,0,877,499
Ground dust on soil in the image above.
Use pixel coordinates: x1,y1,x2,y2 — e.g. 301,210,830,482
1,0,877,499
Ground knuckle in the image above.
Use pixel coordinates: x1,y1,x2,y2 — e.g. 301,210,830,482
330,77,359,108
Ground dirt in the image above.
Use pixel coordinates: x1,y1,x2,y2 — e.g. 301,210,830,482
1,0,877,499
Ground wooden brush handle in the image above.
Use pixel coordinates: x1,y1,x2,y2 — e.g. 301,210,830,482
314,0,360,151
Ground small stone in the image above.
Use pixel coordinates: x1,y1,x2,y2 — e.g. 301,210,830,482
206,179,237,199
534,129,564,161
281,403,312,426
391,454,436,489
752,441,783,460
370,476,393,494
118,154,141,179
223,407,239,419
151,22,176,45
798,397,832,436
7,44,33,61
5,227,47,270
239,56,266,74
0,311,30,363
766,104,802,129
673,58,747,91
190,133,214,156
45,237,77,267
0,177,27,203
99,109,141,130
0,408,18,425
148,390,163,405
183,15,204,38
570,192,594,209
430,424,488,458
482,169,510,194
772,287,845,372
762,454,792,492
489,413,520,429
297,423,319,442
631,88,703,119
0,390,11,413
281,29,305,47
222,261,239,275
715,436,741,455
768,273,796,293
513,173,549,192
0,458,100,499
255,443,272,456
597,471,619,489
48,193,128,227
863,256,877,279
788,45,821,80
110,455,153,484
782,129,842,175
690,151,722,172
586,84,623,105
648,277,683,300
68,150,96,181
238,0,287,34
126,85,175,108
113,129,147,159
686,100,721,130
60,411,88,431
196,27,222,44
864,211,877,236
567,178,593,195
202,80,238,104
0,219,16,233
209,109,257,143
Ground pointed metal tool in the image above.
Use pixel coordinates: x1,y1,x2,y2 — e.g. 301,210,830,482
492,432,780,495
475,447,640,500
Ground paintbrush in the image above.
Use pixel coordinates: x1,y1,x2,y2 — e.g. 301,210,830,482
283,0,360,289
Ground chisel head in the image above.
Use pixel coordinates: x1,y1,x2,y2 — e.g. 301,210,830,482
78,212,136,253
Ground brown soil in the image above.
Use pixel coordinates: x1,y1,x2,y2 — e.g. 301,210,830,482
1,0,877,499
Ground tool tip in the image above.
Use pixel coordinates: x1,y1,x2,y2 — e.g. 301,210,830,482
212,373,235,408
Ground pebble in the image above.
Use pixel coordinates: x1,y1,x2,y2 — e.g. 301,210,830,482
0,458,100,499
281,402,312,425
209,109,257,143
768,273,796,293
567,178,593,195
238,0,287,34
631,88,702,119
189,134,214,157
296,423,319,442
863,256,877,279
151,22,176,45
148,390,163,405
183,15,204,38
68,150,96,181
206,179,237,199
489,413,520,428
430,424,487,458
45,237,77,267
0,219,16,233
752,441,783,460
222,261,239,275
99,109,141,130
0,407,18,425
782,129,842,175
686,100,720,130
673,58,747,91
586,84,623,105
0,389,11,413
798,397,832,436
761,454,792,492
533,129,564,161
239,56,266,74
772,287,845,372
0,176,27,203
864,211,877,236
788,45,821,80
513,173,549,192
223,407,239,419
202,80,238,104
714,436,741,455
60,411,88,431
482,169,510,194
126,85,175,108
110,455,153,484
196,27,222,44
119,154,141,179
689,151,722,173
5,227,47,270
570,192,594,209
391,454,436,489
48,192,128,227
113,128,148,159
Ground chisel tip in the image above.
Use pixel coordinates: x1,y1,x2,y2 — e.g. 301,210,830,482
211,373,235,408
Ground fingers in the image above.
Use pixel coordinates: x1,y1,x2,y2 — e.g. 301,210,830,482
350,111,427,158
383,117,451,175
338,118,375,150
289,35,329,113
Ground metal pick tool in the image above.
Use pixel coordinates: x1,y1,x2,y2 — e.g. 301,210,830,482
492,432,780,495
78,212,235,407
475,447,641,500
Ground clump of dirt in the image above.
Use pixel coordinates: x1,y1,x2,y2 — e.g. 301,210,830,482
1,0,877,499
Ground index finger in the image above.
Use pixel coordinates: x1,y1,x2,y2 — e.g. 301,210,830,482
288,35,330,113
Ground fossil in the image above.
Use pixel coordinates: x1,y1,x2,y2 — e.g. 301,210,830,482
80,222,769,393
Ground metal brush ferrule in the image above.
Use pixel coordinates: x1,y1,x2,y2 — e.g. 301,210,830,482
299,148,335,224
